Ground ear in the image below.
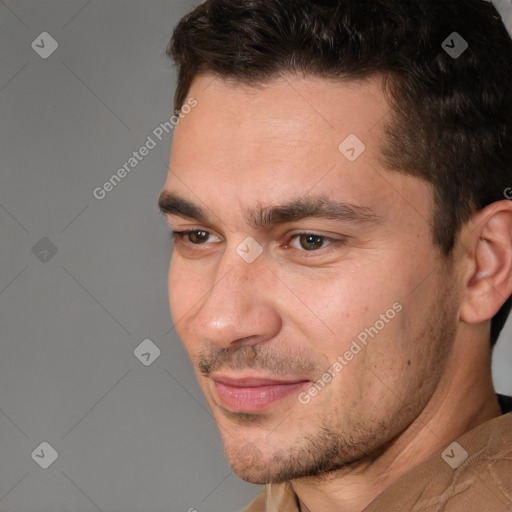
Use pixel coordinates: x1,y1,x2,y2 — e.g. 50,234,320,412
460,200,512,324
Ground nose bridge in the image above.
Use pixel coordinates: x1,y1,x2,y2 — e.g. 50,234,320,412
192,241,278,345
215,252,255,302
203,241,262,318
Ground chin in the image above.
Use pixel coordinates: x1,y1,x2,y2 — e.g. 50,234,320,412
223,440,276,484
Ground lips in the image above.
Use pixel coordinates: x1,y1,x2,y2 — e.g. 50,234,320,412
211,373,310,413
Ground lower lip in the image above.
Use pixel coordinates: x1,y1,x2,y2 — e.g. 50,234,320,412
213,380,309,412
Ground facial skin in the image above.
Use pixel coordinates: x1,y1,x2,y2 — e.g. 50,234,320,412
159,74,511,512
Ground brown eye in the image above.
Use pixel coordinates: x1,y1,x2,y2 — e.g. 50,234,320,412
186,230,210,244
172,230,218,245
299,234,325,250
290,233,330,251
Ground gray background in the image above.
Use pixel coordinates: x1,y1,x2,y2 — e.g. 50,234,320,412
1,1,511,511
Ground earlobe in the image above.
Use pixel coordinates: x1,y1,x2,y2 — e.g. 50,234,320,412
460,202,512,325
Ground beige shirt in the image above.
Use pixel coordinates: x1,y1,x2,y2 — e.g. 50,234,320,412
243,412,512,512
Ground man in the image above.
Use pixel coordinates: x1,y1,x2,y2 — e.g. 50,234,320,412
157,0,512,510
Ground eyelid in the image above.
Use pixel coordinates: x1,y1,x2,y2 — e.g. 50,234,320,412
170,228,348,255
168,223,220,235
171,228,222,244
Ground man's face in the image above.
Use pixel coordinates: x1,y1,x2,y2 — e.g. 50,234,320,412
160,74,460,484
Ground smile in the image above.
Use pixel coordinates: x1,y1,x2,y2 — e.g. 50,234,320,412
212,374,310,412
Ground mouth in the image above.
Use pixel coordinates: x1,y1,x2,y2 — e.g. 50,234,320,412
211,373,310,413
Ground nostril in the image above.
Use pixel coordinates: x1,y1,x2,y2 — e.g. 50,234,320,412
236,336,263,347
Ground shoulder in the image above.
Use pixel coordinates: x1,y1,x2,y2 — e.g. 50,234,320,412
364,412,512,512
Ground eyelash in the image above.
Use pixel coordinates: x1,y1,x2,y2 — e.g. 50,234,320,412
170,229,347,256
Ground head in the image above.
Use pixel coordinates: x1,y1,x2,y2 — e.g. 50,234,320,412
159,0,512,484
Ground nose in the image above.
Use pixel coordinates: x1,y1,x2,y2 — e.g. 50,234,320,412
190,244,282,349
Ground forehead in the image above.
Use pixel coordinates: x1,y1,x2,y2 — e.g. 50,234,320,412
164,73,432,232
170,75,387,182
173,73,389,164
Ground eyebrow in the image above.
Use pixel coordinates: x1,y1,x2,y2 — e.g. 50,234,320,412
157,191,383,229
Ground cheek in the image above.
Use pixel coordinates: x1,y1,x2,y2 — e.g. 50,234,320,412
168,258,198,340
285,267,385,352
285,263,414,393
168,259,179,315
